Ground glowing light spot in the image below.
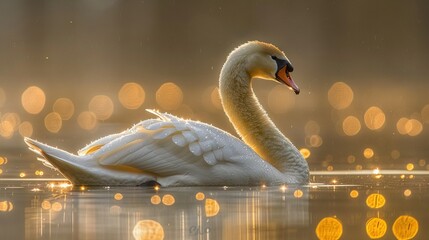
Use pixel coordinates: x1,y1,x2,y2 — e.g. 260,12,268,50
0,156,7,165
51,202,63,212
391,150,400,160
114,193,123,201
110,205,121,215
418,159,426,167
1,112,20,131
406,163,414,171
53,98,75,120
328,82,354,110
355,164,363,170
118,82,145,109
0,119,14,139
18,121,33,137
195,192,205,201
372,168,380,175
327,166,334,171
80,186,86,191
350,190,359,198
0,201,13,212
19,172,26,178
267,85,295,113
156,82,183,111
205,198,220,217
133,220,164,240
366,217,387,239
342,116,361,136
403,189,412,197
407,119,423,136
392,215,418,240
363,148,374,159
44,112,62,133
299,148,311,159
364,106,386,130
397,117,411,135
315,217,343,240
305,120,320,136
89,95,114,120
0,87,6,108
366,193,386,209
77,111,97,130
293,189,304,198
35,170,44,176
161,194,175,206
151,195,161,205
41,200,51,210
21,86,46,114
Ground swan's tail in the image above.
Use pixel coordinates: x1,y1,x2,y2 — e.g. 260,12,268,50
24,137,90,183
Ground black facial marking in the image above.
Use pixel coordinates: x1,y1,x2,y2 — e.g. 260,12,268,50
271,56,293,72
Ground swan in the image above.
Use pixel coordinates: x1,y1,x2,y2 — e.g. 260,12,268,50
24,41,309,186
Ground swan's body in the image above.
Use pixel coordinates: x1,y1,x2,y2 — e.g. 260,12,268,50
25,41,309,186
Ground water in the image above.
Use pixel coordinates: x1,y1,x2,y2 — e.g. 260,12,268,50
1,172,427,240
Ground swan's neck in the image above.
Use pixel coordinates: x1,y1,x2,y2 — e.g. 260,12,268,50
219,61,308,183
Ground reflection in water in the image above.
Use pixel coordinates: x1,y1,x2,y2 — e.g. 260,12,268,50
1,174,429,239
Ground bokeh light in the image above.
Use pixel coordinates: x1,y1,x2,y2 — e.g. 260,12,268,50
44,112,62,133
150,195,161,205
300,148,311,159
342,116,361,136
407,119,423,136
406,163,414,171
421,104,429,124
308,135,323,147
403,189,412,197
133,220,164,240
328,82,354,110
21,86,46,114
18,121,33,137
41,200,51,210
205,198,220,217
53,98,75,120
267,85,295,113
195,192,205,201
392,215,418,240
0,156,7,165
118,82,145,109
305,120,320,136
89,95,114,120
114,193,123,201
366,217,387,239
0,201,13,212
161,194,175,206
52,202,63,212
156,82,183,111
349,190,359,198
364,106,385,130
293,189,304,198
363,148,374,159
315,217,343,240
77,111,97,130
366,193,385,209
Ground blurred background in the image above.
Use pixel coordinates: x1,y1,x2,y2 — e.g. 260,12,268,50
1,0,429,178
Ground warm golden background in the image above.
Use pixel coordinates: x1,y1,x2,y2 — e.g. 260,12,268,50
1,1,429,177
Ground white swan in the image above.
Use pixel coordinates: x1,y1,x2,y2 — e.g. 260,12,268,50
24,41,309,186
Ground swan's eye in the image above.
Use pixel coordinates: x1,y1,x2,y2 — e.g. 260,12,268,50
271,56,278,60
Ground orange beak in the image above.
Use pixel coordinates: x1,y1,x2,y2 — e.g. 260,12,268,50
276,65,300,95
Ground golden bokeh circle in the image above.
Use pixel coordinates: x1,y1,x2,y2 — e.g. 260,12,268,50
366,193,386,209
88,95,114,120
114,193,123,201
406,163,414,171
305,120,320,136
52,202,63,212
133,219,164,240
315,217,343,240
350,190,359,198
343,116,361,136
195,192,205,201
364,106,385,130
53,98,75,120
396,117,411,135
205,198,220,217
392,215,418,240
44,112,62,133
366,217,387,239
41,200,51,210
77,111,97,130
21,86,46,114
363,148,374,159
150,195,161,205
309,135,323,147
156,82,183,111
403,189,412,197
407,119,423,136
293,189,304,198
328,82,354,110
161,194,175,206
118,82,145,109
299,148,311,159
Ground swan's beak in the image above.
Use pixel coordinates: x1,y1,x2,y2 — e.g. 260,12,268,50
276,66,300,95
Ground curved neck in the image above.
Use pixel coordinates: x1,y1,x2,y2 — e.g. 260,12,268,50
219,60,308,183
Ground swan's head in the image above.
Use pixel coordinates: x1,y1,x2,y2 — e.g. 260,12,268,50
227,41,300,94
